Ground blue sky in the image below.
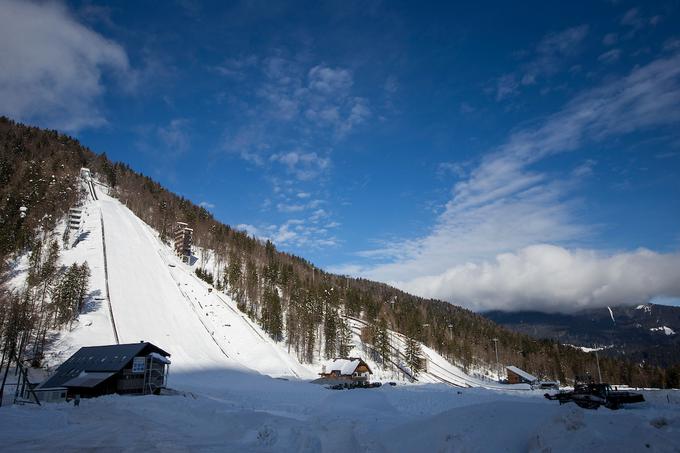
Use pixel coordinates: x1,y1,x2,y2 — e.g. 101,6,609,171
1,0,679,312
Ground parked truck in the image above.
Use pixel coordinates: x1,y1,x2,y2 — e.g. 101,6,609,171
545,383,645,410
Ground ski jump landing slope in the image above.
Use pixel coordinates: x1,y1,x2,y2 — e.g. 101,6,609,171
98,191,312,378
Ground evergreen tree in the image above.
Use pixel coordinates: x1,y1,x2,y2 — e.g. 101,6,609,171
62,225,71,249
245,260,259,316
337,315,353,358
405,336,423,378
323,308,338,358
374,317,391,368
261,285,283,341
226,251,242,294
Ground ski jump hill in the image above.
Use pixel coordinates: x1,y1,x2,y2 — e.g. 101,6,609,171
44,179,513,389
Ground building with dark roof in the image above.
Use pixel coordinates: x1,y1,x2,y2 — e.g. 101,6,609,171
506,365,538,385
318,357,373,382
37,342,171,400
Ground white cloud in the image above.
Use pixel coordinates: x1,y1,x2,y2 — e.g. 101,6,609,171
270,151,330,181
396,245,680,313
238,219,338,249
276,202,305,213
571,159,596,178
308,65,353,94
157,119,190,154
199,201,215,209
384,75,398,94
495,74,520,100
620,8,662,35
598,48,622,64
603,33,618,46
214,55,258,79
495,25,588,100
352,51,680,312
0,0,130,131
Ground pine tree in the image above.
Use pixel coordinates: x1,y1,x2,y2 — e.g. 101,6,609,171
374,318,391,368
337,315,353,358
261,285,283,341
245,260,259,316
323,308,338,358
62,225,70,249
405,336,423,378
226,251,242,295
76,262,91,312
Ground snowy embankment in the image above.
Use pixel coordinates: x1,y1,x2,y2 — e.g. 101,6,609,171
1,373,679,452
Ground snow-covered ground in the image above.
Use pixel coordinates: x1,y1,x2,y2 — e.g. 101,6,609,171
1,373,679,452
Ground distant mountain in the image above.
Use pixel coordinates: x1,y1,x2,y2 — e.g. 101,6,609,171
484,304,680,367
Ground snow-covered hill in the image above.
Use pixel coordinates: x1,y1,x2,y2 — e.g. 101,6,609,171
39,187,313,379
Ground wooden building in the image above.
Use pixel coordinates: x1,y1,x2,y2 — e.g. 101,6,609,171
506,365,538,385
68,208,83,231
319,357,373,382
36,342,171,400
174,221,193,263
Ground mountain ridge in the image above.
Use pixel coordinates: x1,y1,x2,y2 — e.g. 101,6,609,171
484,303,680,368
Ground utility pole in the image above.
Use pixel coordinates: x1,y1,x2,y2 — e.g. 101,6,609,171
492,338,500,380
595,351,602,384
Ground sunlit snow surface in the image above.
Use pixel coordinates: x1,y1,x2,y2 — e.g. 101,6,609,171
1,380,679,452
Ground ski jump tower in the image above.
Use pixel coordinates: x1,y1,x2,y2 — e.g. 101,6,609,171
174,222,193,263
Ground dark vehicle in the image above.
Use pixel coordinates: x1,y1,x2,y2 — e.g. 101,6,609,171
545,383,644,410
328,381,382,390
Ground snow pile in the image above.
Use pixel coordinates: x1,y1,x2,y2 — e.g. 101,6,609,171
636,304,653,314
565,344,613,353
650,326,676,336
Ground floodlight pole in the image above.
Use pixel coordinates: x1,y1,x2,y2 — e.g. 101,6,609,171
492,338,500,379
595,351,602,384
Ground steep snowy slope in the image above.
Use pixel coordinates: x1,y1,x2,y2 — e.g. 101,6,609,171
99,193,242,373
40,188,313,379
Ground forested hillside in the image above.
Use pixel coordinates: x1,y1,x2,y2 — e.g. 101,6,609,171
2,117,679,388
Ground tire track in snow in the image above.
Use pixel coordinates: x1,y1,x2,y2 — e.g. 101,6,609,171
154,249,232,359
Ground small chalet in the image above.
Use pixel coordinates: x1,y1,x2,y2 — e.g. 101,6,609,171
319,358,373,382
506,365,538,385
35,342,171,401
